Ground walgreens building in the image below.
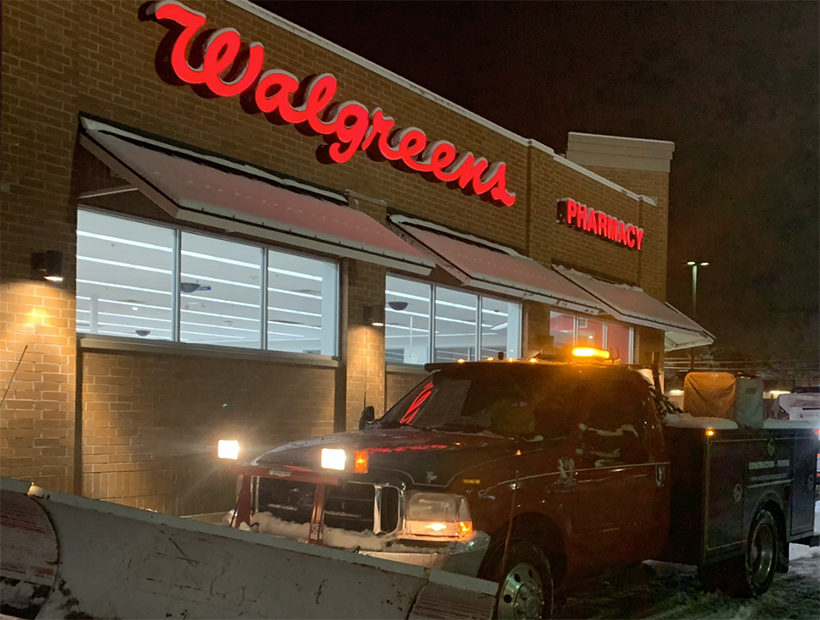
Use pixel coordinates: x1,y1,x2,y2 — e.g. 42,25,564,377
1,0,712,515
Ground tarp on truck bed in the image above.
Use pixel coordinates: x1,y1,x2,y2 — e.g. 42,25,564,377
683,373,765,428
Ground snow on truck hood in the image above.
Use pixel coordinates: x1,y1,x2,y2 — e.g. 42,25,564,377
252,428,518,487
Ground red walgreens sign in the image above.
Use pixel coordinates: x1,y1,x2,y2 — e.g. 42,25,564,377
145,1,516,207
557,198,645,250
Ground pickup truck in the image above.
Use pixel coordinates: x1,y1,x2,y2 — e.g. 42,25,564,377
223,352,818,619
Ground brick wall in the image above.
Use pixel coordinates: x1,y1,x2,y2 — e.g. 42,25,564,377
1,0,79,493
0,284,77,493
81,349,336,515
385,371,428,411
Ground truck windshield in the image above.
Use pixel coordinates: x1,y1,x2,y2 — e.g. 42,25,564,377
379,365,587,439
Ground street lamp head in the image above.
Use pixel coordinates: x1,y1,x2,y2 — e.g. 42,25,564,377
699,262,709,267
686,261,696,266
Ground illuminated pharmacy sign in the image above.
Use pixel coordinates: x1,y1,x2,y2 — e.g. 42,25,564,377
557,198,644,250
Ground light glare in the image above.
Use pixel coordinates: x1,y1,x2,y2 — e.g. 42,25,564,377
218,439,239,460
321,448,346,471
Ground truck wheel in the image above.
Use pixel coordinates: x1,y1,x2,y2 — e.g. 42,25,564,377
485,540,554,619
727,508,779,597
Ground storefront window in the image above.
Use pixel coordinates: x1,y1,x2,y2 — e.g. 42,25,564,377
481,297,521,360
77,210,174,340
180,232,262,348
434,288,479,362
385,276,431,364
387,275,521,365
268,250,337,356
577,317,604,349
606,323,632,363
77,209,339,357
549,311,633,363
550,312,575,349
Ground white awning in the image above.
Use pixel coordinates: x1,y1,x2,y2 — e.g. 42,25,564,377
79,118,434,275
390,216,602,315
555,266,714,351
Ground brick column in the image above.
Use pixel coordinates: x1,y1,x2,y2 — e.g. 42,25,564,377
1,0,80,494
341,193,388,431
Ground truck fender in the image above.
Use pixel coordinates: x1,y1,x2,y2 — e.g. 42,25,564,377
748,491,788,572
479,512,569,586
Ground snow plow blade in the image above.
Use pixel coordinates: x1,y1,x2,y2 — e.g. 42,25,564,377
0,477,496,619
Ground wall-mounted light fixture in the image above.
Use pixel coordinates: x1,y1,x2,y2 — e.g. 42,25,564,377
363,304,385,327
31,250,64,283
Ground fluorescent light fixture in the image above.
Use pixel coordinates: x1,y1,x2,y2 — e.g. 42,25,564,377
77,256,172,274
77,231,172,252
182,250,259,269
668,389,684,396
181,273,258,289
78,280,171,295
181,321,258,333
269,266,322,281
268,287,321,299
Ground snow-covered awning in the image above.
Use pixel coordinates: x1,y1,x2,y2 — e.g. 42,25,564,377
390,216,602,314
78,118,434,276
554,266,714,351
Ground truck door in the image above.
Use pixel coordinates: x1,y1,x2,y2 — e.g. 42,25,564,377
572,379,660,569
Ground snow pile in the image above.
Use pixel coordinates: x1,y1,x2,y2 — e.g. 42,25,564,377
237,511,458,554
662,412,738,430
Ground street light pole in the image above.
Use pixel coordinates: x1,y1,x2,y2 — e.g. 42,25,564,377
686,261,709,372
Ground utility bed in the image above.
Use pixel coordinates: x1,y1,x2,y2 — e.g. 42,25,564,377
660,425,818,568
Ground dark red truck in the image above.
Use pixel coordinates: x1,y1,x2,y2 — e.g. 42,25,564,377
225,354,818,619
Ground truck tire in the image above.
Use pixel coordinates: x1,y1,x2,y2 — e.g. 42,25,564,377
726,508,779,598
483,540,554,619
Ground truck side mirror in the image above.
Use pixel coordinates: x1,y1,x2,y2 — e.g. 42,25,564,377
359,405,375,430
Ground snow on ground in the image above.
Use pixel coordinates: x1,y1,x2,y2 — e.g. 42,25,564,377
560,502,820,619
662,413,738,430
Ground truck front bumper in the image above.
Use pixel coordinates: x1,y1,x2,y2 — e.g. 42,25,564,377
358,531,491,577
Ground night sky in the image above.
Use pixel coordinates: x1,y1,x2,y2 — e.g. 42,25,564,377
254,1,819,367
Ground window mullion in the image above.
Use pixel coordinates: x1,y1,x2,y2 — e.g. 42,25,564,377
172,229,181,342
429,285,436,363
573,314,578,347
475,295,483,361
260,249,268,350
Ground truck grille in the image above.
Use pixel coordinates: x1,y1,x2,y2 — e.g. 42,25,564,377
256,478,399,533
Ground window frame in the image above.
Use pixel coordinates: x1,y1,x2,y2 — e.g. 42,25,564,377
76,207,340,358
549,311,634,363
385,273,523,366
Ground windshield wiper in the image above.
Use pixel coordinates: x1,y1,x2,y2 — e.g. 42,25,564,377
422,420,488,434
375,419,423,429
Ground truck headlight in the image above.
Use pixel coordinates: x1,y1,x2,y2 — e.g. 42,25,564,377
320,448,369,473
405,492,473,540
218,439,240,460
321,448,346,471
